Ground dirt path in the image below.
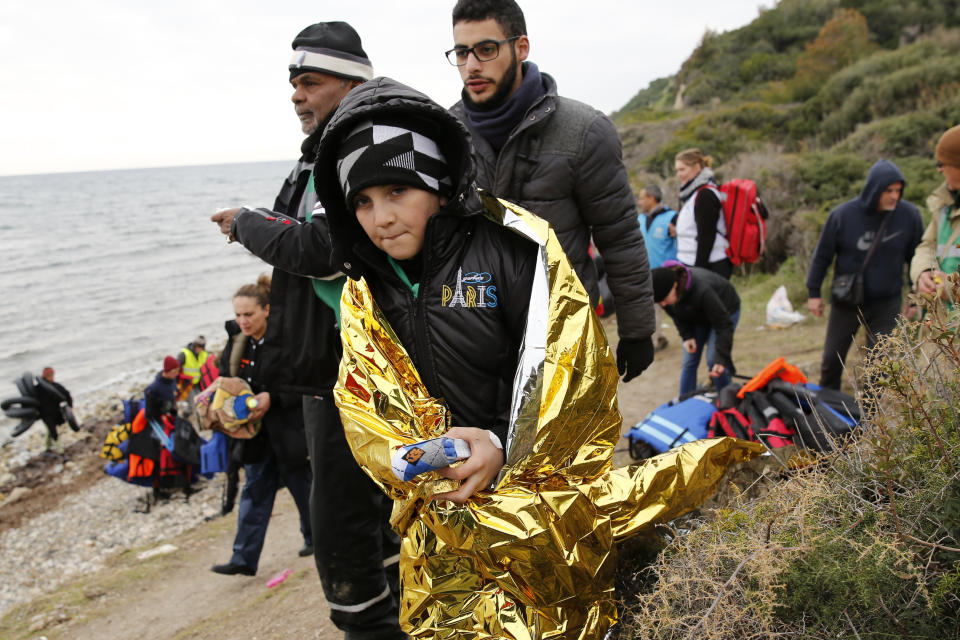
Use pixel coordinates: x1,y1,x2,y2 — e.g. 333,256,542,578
0,301,841,639
3,491,335,640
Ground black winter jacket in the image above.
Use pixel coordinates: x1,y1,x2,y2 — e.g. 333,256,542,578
663,265,740,372
315,78,538,445
450,69,654,342
36,380,71,429
144,373,177,422
218,320,309,471
230,129,342,395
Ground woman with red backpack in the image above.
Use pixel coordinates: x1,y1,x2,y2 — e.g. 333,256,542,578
674,148,733,279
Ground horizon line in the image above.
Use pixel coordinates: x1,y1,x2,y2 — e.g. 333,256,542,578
0,157,298,180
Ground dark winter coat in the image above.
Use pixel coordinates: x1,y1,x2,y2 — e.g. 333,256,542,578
807,159,924,301
315,77,538,445
450,69,654,341
663,265,740,372
230,128,342,395
218,320,309,472
36,380,71,429
143,373,177,422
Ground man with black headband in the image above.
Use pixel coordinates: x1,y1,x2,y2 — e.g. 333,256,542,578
211,21,405,640
446,0,657,383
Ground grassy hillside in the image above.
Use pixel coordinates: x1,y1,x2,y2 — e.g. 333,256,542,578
611,3,960,637
615,0,960,304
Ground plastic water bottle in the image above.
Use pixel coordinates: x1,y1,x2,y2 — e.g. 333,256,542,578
233,395,258,420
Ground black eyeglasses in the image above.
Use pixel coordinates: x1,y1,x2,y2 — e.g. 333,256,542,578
445,36,520,66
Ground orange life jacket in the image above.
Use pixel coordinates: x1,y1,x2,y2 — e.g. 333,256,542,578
737,357,807,399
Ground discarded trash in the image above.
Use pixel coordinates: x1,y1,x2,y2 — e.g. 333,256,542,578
766,285,805,327
136,544,178,561
267,568,293,588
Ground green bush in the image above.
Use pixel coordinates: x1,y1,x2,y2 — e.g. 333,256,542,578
794,151,870,208
615,77,675,120
895,155,943,217
740,52,796,84
820,57,960,144
835,111,947,157
841,0,960,48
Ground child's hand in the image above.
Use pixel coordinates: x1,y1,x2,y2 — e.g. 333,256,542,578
708,364,725,378
431,427,504,505
683,338,697,354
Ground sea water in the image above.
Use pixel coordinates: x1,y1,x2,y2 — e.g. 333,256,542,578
0,161,296,439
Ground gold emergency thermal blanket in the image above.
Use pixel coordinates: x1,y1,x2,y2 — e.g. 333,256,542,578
334,195,764,639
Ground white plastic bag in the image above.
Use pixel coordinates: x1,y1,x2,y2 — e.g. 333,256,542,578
766,285,805,327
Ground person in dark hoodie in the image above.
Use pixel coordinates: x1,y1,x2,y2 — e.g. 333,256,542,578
209,22,404,640
651,262,740,395
806,159,924,390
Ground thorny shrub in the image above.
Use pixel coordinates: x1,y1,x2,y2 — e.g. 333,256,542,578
615,275,960,639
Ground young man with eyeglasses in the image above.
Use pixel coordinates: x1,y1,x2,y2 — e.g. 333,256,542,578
447,0,658,384
912,124,960,296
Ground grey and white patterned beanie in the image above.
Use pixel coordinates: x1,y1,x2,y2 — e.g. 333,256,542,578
336,115,453,207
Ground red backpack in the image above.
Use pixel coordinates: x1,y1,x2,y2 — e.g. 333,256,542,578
714,179,768,266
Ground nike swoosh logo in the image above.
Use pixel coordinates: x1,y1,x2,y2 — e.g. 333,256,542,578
856,229,902,251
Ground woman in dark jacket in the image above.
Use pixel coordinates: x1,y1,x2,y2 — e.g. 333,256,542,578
674,148,732,279
652,262,740,394
210,274,313,576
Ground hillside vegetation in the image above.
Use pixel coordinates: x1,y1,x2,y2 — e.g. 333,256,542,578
615,0,960,302
611,3,960,637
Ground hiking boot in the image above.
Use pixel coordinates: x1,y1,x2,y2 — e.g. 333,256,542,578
211,562,255,576
298,543,314,557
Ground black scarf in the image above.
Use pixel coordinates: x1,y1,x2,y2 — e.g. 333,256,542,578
461,62,546,151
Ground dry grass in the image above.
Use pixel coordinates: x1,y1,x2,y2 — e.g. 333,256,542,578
615,275,960,639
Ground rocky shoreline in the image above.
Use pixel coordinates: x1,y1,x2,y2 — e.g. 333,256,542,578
0,394,228,618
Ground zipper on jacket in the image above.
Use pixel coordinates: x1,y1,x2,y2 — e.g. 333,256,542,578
411,260,441,396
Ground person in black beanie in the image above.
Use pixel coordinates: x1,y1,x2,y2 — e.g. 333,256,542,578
446,0,657,383
652,262,740,395
211,22,405,640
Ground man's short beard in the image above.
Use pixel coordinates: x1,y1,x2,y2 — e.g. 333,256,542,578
463,45,520,112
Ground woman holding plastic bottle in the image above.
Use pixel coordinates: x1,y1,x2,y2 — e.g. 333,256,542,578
210,274,313,576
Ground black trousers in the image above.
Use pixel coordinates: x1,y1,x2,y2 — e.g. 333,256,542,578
820,295,900,390
303,395,405,640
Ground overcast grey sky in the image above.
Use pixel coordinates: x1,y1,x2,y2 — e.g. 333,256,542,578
0,0,769,176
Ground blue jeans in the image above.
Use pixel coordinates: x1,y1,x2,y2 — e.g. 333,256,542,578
230,446,312,572
679,310,740,396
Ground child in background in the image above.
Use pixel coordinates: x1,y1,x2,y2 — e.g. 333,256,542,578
652,261,741,394
316,77,762,640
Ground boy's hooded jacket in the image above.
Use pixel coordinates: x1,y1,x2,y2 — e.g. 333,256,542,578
807,159,923,301
318,78,762,640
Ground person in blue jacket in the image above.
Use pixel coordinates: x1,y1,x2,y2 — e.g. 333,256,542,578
806,159,923,390
639,184,677,351
638,184,677,268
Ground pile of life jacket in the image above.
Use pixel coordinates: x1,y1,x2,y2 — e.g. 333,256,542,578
100,396,141,462
627,358,861,460
102,396,208,488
